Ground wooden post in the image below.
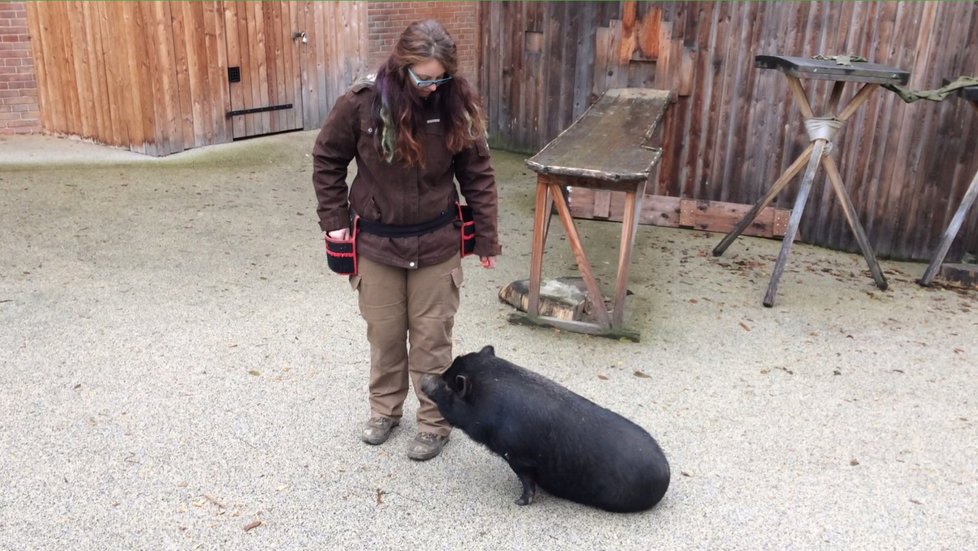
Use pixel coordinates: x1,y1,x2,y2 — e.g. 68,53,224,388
547,181,613,329
713,142,815,256
612,181,646,327
820,155,888,289
763,139,826,306
527,177,550,316
920,168,978,285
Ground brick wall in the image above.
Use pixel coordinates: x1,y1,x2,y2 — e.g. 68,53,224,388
0,2,39,134
366,3,479,81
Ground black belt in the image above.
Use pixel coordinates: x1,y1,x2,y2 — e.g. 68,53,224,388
357,209,457,238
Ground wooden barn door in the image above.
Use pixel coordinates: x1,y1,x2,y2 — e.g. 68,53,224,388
223,2,303,139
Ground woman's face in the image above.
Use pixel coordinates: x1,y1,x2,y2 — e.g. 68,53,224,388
408,59,448,98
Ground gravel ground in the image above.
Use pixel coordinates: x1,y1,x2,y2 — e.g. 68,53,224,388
1,131,976,550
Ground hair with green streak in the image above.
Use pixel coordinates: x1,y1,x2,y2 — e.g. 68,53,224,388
370,20,487,168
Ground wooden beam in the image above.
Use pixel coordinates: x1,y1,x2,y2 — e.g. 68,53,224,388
568,191,792,238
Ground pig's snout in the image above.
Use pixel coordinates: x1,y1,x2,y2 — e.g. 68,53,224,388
420,374,440,397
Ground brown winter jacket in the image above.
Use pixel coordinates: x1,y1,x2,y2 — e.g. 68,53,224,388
312,82,502,269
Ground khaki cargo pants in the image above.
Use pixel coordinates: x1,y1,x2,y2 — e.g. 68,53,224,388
351,254,462,437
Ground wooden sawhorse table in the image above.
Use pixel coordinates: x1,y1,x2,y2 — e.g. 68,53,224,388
517,88,673,340
920,84,978,286
713,55,910,307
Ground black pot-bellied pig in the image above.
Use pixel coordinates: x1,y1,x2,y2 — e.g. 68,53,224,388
420,346,670,513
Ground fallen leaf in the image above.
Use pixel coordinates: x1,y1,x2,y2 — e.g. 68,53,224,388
375,488,385,505
597,374,609,380
850,459,860,466
248,370,260,377
953,348,964,354
634,370,651,379
739,322,751,332
243,519,263,532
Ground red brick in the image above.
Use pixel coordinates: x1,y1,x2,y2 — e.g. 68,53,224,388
0,42,31,51
11,105,38,115
1,72,31,81
3,119,41,129
1,94,32,104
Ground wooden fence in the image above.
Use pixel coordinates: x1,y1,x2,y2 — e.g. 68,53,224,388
25,1,369,156
479,1,978,261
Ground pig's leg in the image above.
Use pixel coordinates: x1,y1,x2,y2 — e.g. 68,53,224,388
514,471,536,505
505,457,537,505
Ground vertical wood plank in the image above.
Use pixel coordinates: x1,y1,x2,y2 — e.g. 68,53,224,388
171,2,195,149
25,3,54,133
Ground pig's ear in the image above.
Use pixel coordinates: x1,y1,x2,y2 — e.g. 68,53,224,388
456,375,471,398
479,345,495,357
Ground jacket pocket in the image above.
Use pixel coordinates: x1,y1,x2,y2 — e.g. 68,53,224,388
450,266,463,288
358,121,382,163
349,274,361,291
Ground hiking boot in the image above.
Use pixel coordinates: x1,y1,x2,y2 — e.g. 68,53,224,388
407,432,448,461
361,416,399,445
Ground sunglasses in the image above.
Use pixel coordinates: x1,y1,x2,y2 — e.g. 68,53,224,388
407,67,453,88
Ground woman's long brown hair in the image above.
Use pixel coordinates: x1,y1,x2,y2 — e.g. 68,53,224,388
372,20,487,167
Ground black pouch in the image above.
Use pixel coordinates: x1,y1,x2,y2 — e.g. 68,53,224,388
324,217,359,275
457,202,476,257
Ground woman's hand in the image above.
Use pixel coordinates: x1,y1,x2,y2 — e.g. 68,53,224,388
480,256,496,269
325,228,350,240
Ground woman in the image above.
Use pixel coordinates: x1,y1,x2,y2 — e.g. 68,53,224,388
312,20,501,461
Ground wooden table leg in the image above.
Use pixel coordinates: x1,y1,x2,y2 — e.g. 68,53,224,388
920,168,978,285
527,177,550,316
547,181,613,328
611,181,645,328
541,188,555,244
821,155,888,290
713,142,815,256
764,139,827,307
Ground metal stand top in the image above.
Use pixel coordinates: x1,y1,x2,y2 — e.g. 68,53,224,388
755,55,910,85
